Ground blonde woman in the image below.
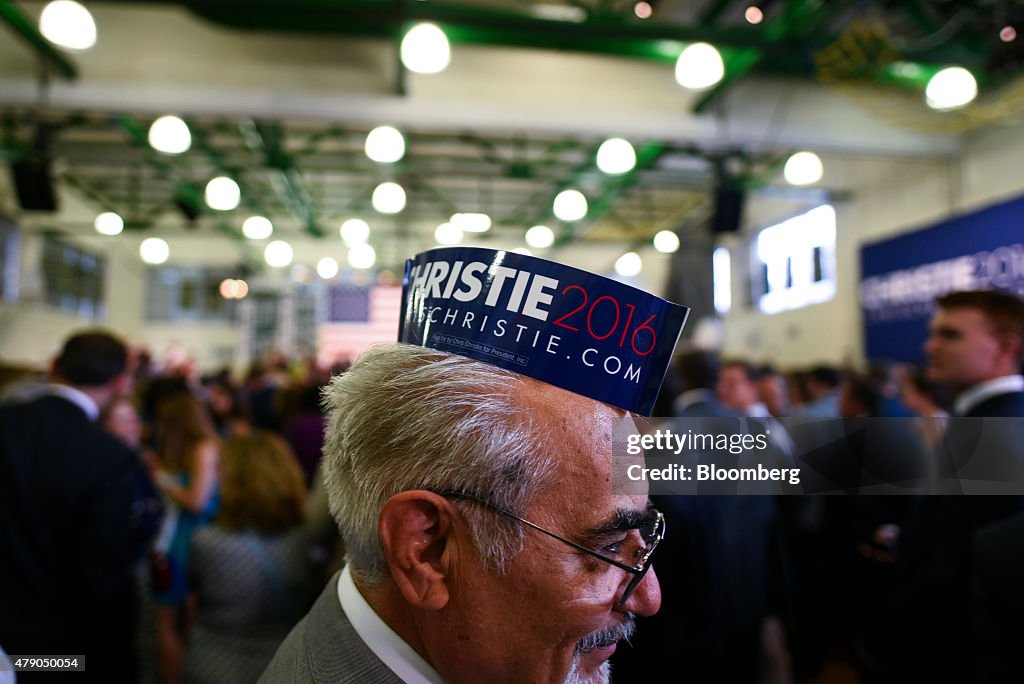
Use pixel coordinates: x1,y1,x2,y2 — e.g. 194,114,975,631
151,393,220,684
183,431,312,684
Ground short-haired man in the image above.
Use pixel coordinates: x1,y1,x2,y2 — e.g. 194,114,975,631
260,344,662,684
716,360,770,417
0,330,138,682
925,289,1024,417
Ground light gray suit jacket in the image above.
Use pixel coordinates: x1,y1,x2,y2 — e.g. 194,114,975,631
259,572,405,684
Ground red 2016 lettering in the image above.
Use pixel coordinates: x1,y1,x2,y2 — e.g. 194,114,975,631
630,314,658,356
552,285,660,355
586,296,620,340
552,285,588,331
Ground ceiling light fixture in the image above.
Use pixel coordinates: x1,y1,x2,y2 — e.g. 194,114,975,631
615,252,643,277
205,176,241,211
553,189,588,222
39,0,96,50
434,222,463,245
348,243,376,270
139,237,169,264
925,66,978,110
783,151,824,186
633,2,653,19
242,216,273,240
94,211,124,236
596,138,637,175
525,225,555,249
450,212,491,232
674,42,725,90
148,115,191,155
400,23,451,74
365,125,406,163
264,240,294,267
317,257,340,279
372,182,406,214
340,218,371,244
653,230,680,253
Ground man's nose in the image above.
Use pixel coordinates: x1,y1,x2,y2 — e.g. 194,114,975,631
619,567,661,617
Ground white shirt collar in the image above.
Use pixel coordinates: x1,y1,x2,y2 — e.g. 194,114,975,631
337,565,446,684
1,381,100,421
954,375,1024,416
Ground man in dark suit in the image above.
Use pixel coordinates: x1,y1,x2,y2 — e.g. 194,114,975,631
0,330,138,682
880,290,1024,683
260,344,663,684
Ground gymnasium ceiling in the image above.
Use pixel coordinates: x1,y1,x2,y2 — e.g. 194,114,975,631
2,0,1024,273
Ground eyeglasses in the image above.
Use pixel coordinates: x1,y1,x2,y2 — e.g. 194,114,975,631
436,491,664,607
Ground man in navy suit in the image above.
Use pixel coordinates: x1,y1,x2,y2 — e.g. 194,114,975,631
0,330,137,682
925,289,1024,418
884,290,1024,683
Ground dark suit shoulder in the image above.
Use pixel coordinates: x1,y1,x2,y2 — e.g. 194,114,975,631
966,391,1024,417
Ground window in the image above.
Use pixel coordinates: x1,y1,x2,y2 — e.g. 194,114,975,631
41,234,106,318
751,204,836,314
0,220,19,302
713,246,731,315
145,266,237,321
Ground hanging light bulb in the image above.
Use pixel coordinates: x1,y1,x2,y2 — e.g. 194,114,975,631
653,230,680,253
340,218,371,244
372,182,406,214
365,126,406,163
205,176,241,211
39,0,96,50
317,257,340,279
264,240,294,268
615,252,643,277
925,66,978,110
139,237,170,264
674,42,725,90
94,212,124,236
400,23,451,75
434,222,463,245
525,225,555,248
148,116,191,155
783,151,824,186
348,243,376,270
242,216,273,240
553,189,588,222
596,138,637,175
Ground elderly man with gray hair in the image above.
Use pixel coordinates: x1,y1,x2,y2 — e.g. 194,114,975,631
260,344,663,684
262,246,689,684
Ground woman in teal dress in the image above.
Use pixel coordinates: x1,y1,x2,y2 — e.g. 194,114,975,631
151,393,220,684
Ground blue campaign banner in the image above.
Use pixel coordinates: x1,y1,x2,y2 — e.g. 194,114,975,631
860,193,1024,362
398,247,690,416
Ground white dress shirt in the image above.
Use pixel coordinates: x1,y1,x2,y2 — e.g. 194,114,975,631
337,565,446,684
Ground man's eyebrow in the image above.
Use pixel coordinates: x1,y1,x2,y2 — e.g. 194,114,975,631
586,506,652,538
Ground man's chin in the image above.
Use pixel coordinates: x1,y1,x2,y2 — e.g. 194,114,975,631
564,656,611,684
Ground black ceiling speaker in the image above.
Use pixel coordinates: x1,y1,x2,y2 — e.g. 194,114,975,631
10,160,57,212
710,158,745,234
10,122,58,212
711,184,745,234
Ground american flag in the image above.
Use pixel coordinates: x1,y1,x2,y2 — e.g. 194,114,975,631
318,285,403,366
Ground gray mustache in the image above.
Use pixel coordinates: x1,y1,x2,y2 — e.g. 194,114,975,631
576,616,636,654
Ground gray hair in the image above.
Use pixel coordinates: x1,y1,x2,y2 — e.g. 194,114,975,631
321,343,555,585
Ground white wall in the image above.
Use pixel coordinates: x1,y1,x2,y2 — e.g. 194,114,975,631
719,121,1024,368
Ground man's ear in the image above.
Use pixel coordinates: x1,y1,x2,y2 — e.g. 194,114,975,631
379,491,456,612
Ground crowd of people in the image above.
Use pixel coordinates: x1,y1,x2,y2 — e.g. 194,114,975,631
0,339,345,683
0,287,1020,684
